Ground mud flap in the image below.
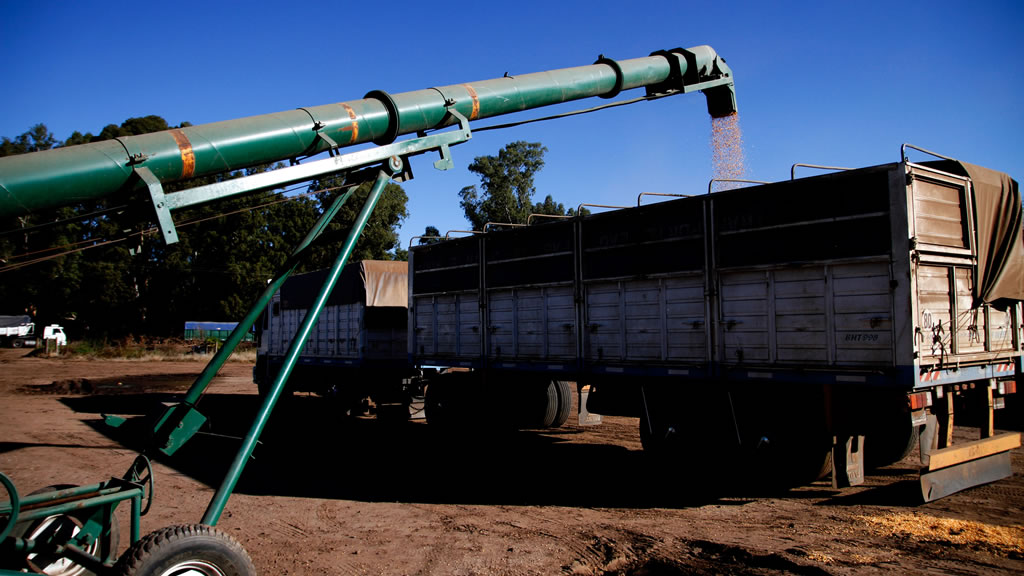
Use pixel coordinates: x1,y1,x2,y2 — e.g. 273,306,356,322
577,385,602,426
832,435,865,489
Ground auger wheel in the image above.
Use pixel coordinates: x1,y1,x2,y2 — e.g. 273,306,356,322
114,525,255,576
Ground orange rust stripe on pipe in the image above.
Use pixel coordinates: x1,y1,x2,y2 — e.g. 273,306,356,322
169,129,196,179
462,84,480,120
341,103,359,143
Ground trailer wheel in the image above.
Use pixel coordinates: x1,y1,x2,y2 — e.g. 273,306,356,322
114,524,255,576
11,338,22,349
424,381,452,427
551,381,572,428
4,484,120,576
866,422,920,469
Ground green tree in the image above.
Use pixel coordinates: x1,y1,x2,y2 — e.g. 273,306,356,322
458,141,548,229
306,175,410,267
418,225,442,245
458,141,583,229
0,124,57,156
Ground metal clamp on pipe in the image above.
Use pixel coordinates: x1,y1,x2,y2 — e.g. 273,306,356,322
595,55,624,99
364,89,402,145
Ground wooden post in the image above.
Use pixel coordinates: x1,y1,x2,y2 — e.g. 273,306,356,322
936,389,954,449
979,382,995,439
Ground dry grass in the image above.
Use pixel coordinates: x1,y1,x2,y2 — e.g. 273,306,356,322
54,338,257,363
858,512,1024,556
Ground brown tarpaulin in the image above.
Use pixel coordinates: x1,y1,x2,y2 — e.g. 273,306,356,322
360,260,408,307
941,161,1024,308
280,260,408,309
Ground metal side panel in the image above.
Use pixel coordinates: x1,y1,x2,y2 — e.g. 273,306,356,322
954,268,985,355
413,293,480,361
457,294,481,358
623,279,663,361
543,286,577,359
831,261,894,365
413,295,436,357
488,290,514,359
323,305,338,357
719,271,770,364
585,275,708,365
584,282,623,362
489,286,575,361
773,266,828,364
665,274,707,362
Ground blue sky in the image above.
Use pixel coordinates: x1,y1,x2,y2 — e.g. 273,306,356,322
2,0,1022,251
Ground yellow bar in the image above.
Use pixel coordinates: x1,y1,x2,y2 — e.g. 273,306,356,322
927,432,1021,471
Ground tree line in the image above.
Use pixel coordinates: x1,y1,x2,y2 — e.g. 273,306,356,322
1,118,577,341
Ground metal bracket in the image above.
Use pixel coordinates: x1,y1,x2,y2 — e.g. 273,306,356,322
315,130,340,157
433,108,471,171
134,166,179,245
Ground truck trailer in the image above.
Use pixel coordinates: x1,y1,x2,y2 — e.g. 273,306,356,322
259,152,1022,499
0,316,35,348
407,153,1022,497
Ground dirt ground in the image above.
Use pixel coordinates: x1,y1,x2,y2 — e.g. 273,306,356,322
0,348,1022,575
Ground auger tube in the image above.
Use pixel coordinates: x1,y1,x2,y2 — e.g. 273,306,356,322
0,45,735,219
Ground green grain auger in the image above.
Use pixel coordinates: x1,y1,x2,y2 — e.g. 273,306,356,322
0,45,735,575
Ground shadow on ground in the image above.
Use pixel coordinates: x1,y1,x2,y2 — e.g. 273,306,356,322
55,391,853,509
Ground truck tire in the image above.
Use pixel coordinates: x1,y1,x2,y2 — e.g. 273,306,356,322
866,421,920,469
114,524,255,576
424,381,453,428
11,339,23,349
551,380,572,428
526,380,558,429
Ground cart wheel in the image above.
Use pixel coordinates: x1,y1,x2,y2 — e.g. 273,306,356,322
9,484,120,576
115,524,255,576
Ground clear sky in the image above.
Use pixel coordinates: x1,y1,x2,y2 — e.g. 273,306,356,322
2,0,1022,251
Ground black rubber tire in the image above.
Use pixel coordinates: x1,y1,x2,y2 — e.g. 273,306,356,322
11,339,22,349
424,381,452,427
866,422,921,469
2,484,120,576
114,524,255,576
551,381,572,428
535,380,559,428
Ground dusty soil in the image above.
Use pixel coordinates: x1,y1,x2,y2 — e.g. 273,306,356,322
0,348,1022,575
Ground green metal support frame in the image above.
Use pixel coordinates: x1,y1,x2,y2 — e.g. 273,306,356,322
201,161,400,526
143,109,473,459
139,108,471,244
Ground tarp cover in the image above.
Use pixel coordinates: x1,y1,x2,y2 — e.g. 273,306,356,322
0,315,31,328
932,161,1024,308
360,260,408,307
281,261,408,310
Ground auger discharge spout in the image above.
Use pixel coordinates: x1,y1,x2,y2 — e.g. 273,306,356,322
0,45,735,221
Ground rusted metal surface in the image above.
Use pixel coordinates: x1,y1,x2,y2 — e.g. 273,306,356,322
168,129,196,179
